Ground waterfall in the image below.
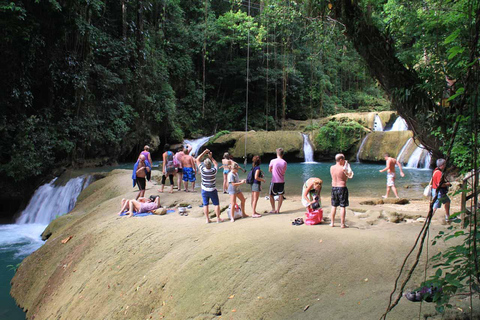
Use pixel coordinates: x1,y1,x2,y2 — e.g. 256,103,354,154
356,133,370,162
396,138,413,164
16,175,93,225
405,145,432,169
302,134,317,163
183,136,213,156
389,116,408,131
373,114,384,131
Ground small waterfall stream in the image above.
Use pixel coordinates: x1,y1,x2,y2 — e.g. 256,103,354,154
302,134,317,163
183,136,213,156
16,175,94,224
388,116,408,131
356,133,370,162
396,138,413,164
373,115,384,131
405,145,432,169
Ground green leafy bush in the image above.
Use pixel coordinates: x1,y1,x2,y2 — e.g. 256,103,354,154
207,130,231,145
314,121,364,154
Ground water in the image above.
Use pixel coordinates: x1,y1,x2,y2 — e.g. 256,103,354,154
302,134,317,163
356,133,370,162
0,174,93,319
405,146,432,169
389,116,408,131
184,136,213,156
396,138,413,164
229,162,431,198
373,114,384,131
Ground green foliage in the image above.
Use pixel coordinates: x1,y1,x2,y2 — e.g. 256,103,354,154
207,130,231,145
6,263,21,272
314,121,365,154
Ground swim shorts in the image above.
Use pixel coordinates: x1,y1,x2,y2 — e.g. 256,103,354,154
224,169,230,175
331,187,349,207
182,167,196,182
201,189,220,206
432,188,450,209
269,183,285,196
387,172,396,187
177,168,183,173
136,177,146,191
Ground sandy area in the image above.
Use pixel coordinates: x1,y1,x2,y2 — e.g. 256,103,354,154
11,170,477,320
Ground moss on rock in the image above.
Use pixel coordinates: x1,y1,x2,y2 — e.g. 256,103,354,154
314,121,366,158
357,131,413,162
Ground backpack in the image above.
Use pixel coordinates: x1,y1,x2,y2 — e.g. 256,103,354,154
246,167,256,184
166,151,175,173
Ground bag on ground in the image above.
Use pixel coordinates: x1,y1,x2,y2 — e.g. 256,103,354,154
227,204,243,219
305,208,323,225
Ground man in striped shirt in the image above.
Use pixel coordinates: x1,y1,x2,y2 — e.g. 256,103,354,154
196,149,223,223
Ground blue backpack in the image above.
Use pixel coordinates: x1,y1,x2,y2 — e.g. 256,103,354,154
246,167,256,184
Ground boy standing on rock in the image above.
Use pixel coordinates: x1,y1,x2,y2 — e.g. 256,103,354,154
268,148,287,214
379,153,405,199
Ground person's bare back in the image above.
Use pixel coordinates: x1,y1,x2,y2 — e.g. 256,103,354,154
330,164,348,187
181,153,194,168
386,157,397,173
136,160,146,178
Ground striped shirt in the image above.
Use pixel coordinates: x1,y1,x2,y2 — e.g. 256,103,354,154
199,163,217,192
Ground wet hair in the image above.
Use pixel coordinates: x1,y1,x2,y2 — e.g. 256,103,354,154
223,152,230,159
276,148,284,157
252,155,261,167
204,158,212,169
436,158,446,167
149,195,159,202
144,145,150,151
335,153,345,162
164,144,170,152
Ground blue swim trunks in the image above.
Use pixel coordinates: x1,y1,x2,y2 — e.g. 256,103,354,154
183,167,196,182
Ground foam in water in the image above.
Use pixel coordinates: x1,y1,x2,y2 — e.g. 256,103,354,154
302,134,317,163
389,116,408,131
16,175,93,224
0,224,46,258
405,145,431,169
183,136,213,157
373,114,384,131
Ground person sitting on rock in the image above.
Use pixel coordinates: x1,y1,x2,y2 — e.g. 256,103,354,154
302,177,323,211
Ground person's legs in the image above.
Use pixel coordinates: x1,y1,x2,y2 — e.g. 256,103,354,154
444,202,451,221
340,207,347,228
191,181,195,192
183,170,189,191
118,199,129,215
210,191,222,222
384,186,391,198
330,206,337,227
237,192,248,218
230,194,237,222
391,185,400,198
276,195,284,213
252,191,261,217
169,174,174,193
128,200,142,217
204,204,210,223
214,205,222,222
223,174,228,193
176,172,182,191
159,175,166,192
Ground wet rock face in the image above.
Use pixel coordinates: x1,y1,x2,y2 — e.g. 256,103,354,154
357,131,413,162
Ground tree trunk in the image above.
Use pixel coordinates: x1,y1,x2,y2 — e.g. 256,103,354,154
334,0,442,157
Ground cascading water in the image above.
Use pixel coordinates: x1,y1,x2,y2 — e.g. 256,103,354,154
388,116,408,131
16,175,93,224
183,136,213,156
373,114,384,131
405,145,431,169
396,138,413,164
356,133,371,163
302,134,317,163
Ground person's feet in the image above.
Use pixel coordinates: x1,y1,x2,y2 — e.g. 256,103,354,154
217,217,224,223
230,218,235,223
330,223,334,227
381,195,387,199
242,214,250,218
158,189,164,193
252,213,262,218
206,219,211,224
341,224,349,228
268,210,277,214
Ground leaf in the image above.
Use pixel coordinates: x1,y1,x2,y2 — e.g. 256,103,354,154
444,29,460,44
435,268,443,277
447,46,465,60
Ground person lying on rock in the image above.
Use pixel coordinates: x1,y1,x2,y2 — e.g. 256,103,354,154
117,195,160,217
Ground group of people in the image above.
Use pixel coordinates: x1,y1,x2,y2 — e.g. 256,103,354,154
127,144,452,226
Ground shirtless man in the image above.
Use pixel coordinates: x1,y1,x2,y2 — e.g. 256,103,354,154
379,153,405,198
181,147,196,192
330,154,352,228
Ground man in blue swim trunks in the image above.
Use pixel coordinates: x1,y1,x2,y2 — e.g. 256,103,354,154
181,147,196,192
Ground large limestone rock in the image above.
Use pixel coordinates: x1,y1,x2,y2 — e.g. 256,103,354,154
207,131,304,160
357,130,413,162
330,111,396,130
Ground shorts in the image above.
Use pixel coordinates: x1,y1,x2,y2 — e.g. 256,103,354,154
182,167,196,182
331,187,349,207
269,183,285,196
251,183,261,192
201,189,220,206
387,172,396,187
224,169,230,175
177,168,183,173
136,177,146,191
432,188,450,209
